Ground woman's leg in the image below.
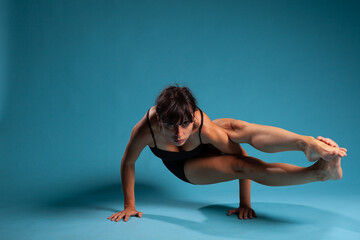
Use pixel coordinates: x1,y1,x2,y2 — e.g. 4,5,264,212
184,153,342,185
212,118,347,162
183,118,341,186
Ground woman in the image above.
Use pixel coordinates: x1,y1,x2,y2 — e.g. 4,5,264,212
108,84,347,222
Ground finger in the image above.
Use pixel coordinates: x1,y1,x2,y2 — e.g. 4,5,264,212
318,136,331,145
338,150,346,157
323,138,334,147
238,209,244,219
337,150,343,157
338,151,345,158
113,215,122,222
137,212,143,218
110,214,120,220
116,213,126,222
320,138,336,148
253,210,257,218
108,213,118,219
318,137,337,149
325,138,339,148
249,210,253,219
327,138,339,148
227,209,235,216
320,137,331,146
340,147,347,152
124,214,130,222
243,209,249,220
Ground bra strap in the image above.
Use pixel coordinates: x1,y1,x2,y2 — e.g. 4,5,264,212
147,108,157,148
199,108,204,144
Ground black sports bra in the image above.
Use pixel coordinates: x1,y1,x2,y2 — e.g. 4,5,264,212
146,107,205,161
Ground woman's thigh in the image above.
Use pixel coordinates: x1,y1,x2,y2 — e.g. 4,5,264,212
184,153,236,185
184,152,261,185
184,119,251,185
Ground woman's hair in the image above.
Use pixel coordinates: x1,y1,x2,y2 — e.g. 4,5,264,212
155,84,199,126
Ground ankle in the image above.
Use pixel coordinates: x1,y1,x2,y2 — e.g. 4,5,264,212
309,161,329,182
298,136,315,152
313,165,330,182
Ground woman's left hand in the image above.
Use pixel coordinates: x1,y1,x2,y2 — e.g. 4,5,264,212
227,204,257,220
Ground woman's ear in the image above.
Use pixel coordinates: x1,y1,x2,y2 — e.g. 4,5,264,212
156,113,162,127
156,113,160,122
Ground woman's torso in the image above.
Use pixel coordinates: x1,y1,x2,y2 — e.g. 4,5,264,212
146,105,204,153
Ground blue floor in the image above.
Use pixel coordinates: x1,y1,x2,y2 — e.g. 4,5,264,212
1,181,359,240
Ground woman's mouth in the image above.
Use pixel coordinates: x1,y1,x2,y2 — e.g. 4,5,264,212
174,139,184,144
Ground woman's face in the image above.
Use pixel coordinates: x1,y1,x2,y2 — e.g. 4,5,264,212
159,115,195,146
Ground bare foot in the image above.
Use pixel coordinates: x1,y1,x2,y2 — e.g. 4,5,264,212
304,137,347,162
312,157,343,181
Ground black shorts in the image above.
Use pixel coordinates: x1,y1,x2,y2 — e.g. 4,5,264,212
162,144,223,184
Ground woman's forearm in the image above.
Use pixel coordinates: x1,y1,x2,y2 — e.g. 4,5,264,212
121,161,136,208
239,179,251,207
240,123,313,153
236,145,251,207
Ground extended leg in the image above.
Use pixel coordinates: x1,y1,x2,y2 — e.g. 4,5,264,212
184,153,342,185
240,156,342,186
212,118,347,162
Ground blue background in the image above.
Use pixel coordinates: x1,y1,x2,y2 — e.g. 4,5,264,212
1,0,359,239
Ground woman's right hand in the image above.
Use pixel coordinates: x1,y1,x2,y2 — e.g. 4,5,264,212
107,207,143,222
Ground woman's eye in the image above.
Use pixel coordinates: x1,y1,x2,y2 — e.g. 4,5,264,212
167,123,174,128
183,121,189,126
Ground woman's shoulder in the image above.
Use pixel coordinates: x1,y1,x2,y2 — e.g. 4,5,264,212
198,108,212,126
198,110,224,142
131,106,157,145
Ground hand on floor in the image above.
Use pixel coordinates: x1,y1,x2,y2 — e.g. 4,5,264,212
227,204,257,220
107,207,143,222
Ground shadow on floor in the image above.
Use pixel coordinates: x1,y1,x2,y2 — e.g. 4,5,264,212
144,202,360,239
38,181,203,213
37,181,360,239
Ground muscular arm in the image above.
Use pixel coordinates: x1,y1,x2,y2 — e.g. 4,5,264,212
121,124,148,208
201,119,244,154
108,119,149,222
240,179,251,207
235,146,252,208
201,118,253,215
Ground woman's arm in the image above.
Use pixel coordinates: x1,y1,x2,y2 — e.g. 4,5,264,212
109,121,149,222
229,147,257,220
201,120,245,154
121,125,148,208
201,119,257,219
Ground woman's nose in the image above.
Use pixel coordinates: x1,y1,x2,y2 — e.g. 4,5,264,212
175,126,182,135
